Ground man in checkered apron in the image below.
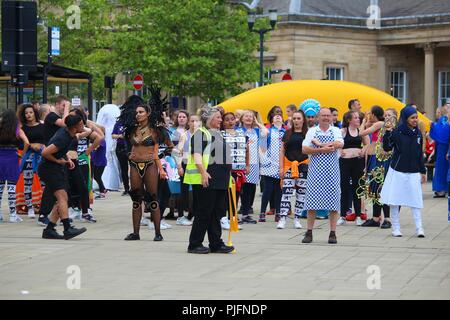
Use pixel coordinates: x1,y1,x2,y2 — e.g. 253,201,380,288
302,108,344,244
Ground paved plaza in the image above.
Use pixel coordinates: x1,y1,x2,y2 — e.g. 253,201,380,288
0,182,449,300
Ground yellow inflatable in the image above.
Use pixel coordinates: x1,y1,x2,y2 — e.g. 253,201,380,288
219,80,430,130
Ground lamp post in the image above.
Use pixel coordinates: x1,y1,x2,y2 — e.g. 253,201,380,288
248,10,278,87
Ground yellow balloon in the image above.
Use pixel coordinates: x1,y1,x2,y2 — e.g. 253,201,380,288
219,80,430,130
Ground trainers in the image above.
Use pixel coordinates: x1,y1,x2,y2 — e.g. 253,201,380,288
337,217,346,225
9,215,23,223
416,228,425,238
302,230,313,243
176,216,193,226
258,213,266,222
124,233,140,240
392,229,403,237
122,191,129,196
241,215,257,224
37,215,49,227
276,217,286,229
356,216,363,226
345,212,356,221
293,218,303,229
69,208,82,220
360,212,368,220
188,245,209,254
42,228,64,239
140,217,150,226
361,218,380,227
63,226,87,240
380,220,392,229
149,220,172,230
28,209,36,219
220,217,230,230
81,214,97,223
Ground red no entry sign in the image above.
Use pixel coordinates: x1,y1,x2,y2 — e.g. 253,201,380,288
133,75,144,90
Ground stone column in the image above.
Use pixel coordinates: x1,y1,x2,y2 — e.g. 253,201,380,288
377,46,387,92
424,43,437,119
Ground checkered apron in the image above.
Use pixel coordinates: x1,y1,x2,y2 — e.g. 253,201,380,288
304,129,341,211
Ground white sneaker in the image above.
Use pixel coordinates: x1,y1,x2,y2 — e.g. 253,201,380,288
293,218,303,229
161,219,172,229
28,209,36,219
355,217,363,226
277,217,286,229
176,216,193,226
416,228,425,238
9,215,23,223
0,214,3,222
337,217,346,225
140,217,150,226
220,217,230,230
69,208,81,220
392,229,403,237
148,220,172,230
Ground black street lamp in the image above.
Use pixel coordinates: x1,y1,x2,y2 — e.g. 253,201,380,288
248,9,278,87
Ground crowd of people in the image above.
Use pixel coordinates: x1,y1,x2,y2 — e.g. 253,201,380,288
1,92,449,251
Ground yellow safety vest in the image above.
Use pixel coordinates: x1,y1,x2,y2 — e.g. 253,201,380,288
183,127,212,185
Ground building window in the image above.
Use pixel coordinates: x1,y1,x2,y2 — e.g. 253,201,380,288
438,71,450,107
390,71,407,103
326,67,344,80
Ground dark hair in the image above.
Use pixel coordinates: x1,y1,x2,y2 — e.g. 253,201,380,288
221,112,236,130
55,95,69,105
64,114,83,128
267,105,283,123
174,110,190,128
371,105,385,121
216,106,225,116
70,107,87,125
329,107,338,114
342,111,358,128
18,103,40,125
348,99,359,110
284,110,308,142
0,109,19,143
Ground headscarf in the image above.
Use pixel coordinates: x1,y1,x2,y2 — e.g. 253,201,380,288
299,99,320,117
397,105,419,137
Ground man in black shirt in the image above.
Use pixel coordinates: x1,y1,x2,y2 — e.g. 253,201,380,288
38,114,87,240
43,95,70,145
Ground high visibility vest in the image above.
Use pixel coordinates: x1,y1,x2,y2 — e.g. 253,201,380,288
183,127,212,185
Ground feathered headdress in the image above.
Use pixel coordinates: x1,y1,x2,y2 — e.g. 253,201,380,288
148,85,169,129
117,95,144,139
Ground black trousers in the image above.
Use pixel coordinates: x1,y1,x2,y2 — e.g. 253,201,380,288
67,162,90,214
240,183,256,215
188,186,226,250
373,203,390,219
261,176,281,214
93,165,106,193
340,157,365,216
115,144,130,192
158,178,171,216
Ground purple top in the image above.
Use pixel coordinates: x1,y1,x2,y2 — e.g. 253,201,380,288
112,121,125,145
91,140,107,167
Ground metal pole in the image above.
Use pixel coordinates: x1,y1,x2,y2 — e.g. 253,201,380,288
259,30,264,87
43,27,52,103
88,75,93,120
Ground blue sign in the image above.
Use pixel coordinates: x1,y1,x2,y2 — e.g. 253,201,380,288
51,27,60,56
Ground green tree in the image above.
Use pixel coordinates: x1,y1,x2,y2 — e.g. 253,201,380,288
36,0,115,99
113,0,259,103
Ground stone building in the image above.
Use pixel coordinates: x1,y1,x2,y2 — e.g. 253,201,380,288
234,0,450,118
